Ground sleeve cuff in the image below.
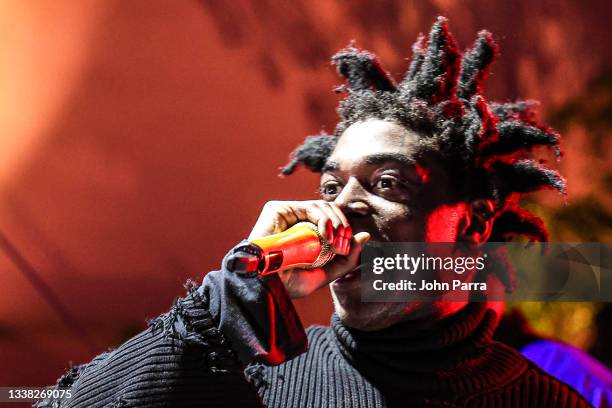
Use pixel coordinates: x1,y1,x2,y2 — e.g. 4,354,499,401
201,242,308,366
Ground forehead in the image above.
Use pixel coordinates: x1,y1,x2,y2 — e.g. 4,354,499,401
328,119,420,167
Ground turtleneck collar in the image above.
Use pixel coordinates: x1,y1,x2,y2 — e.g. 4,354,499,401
330,303,527,400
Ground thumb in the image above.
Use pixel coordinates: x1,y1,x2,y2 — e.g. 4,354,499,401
353,232,371,246
344,232,370,264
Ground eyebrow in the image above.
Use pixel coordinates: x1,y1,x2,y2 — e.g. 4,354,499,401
322,153,415,173
321,160,340,173
363,152,415,167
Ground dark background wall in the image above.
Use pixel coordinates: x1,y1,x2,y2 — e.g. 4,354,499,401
0,0,610,388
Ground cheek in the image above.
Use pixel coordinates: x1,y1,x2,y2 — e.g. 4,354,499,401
372,200,415,240
424,203,467,242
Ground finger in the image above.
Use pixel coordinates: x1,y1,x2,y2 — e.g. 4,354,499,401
249,201,329,240
327,203,351,256
291,202,329,241
316,202,348,253
314,201,343,241
334,226,349,256
251,201,301,239
338,225,354,256
322,201,349,249
339,225,353,256
324,219,334,244
336,226,347,254
341,233,351,256
328,202,350,230
344,225,353,240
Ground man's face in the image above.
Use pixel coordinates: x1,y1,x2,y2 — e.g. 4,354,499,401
321,118,465,330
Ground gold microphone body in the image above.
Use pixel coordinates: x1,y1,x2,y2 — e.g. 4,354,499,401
250,222,335,275
225,222,335,275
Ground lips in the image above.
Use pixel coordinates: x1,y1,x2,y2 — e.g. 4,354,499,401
336,270,359,282
332,265,362,290
345,217,380,240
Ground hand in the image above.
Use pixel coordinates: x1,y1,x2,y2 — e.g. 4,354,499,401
248,200,371,298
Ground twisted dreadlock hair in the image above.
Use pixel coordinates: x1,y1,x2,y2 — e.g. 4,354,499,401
281,16,566,245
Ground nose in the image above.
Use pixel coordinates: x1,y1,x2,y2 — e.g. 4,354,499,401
334,177,370,216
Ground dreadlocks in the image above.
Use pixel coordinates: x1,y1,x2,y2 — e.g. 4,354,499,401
281,16,566,246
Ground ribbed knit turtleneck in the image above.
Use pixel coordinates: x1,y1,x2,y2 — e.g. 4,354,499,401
330,303,527,400
43,268,591,407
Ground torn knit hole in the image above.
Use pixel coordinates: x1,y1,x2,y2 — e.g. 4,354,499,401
245,363,269,391
108,394,128,407
57,363,85,388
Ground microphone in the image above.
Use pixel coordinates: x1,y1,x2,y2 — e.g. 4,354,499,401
226,222,338,275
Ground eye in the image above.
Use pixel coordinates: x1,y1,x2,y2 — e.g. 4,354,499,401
320,180,343,200
374,175,399,192
372,175,414,202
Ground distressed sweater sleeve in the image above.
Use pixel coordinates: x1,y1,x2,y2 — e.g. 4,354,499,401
35,243,307,408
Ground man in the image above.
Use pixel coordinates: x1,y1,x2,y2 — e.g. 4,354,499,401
38,17,590,407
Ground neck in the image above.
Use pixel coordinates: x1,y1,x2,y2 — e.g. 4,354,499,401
331,303,525,399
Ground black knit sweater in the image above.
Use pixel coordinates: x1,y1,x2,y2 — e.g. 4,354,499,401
36,245,592,408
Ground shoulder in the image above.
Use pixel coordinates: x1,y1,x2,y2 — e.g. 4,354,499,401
299,324,335,359
515,362,593,407
305,324,330,342
472,342,593,408
521,339,611,382
520,339,612,407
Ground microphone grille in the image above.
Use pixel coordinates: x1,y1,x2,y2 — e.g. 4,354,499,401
298,222,335,269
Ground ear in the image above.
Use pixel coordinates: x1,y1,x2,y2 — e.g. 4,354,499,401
457,199,495,246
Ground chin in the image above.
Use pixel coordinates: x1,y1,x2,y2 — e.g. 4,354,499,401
330,286,456,331
330,287,420,331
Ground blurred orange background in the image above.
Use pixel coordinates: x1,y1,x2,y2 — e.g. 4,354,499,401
0,0,610,389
